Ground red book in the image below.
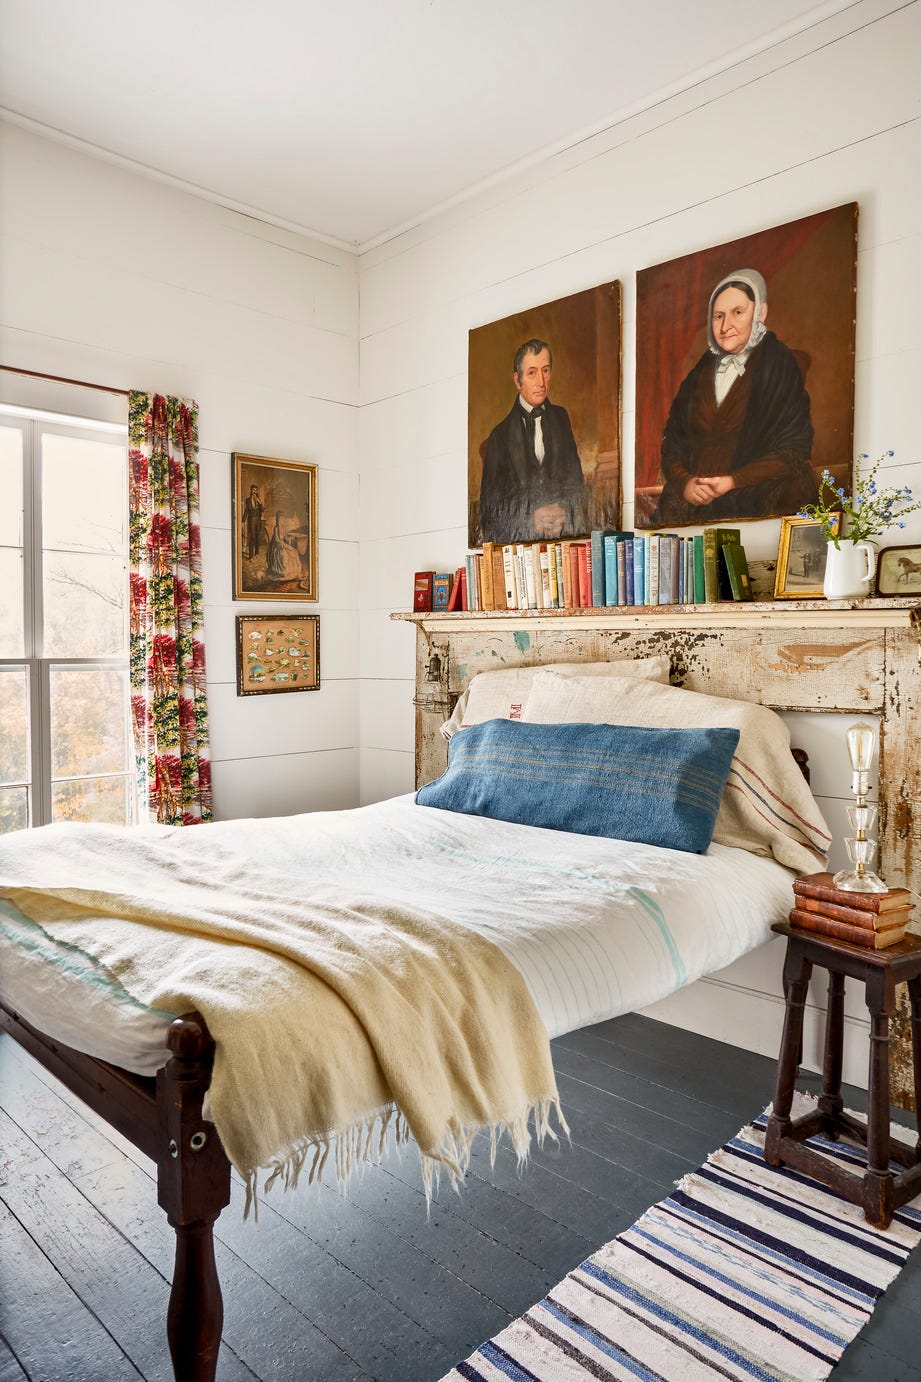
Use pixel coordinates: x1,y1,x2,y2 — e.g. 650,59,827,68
446,566,464,611
568,543,581,607
792,872,911,914
413,570,434,612
577,543,590,608
458,567,468,611
789,908,907,949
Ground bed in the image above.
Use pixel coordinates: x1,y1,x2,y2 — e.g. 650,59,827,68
2,601,919,1382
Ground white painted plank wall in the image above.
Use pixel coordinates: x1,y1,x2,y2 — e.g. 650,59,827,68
358,0,921,1080
0,124,361,819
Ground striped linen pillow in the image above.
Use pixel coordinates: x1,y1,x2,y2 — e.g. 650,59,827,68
522,670,831,874
416,718,740,853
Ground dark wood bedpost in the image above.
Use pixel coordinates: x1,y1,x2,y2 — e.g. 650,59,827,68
156,1014,232,1382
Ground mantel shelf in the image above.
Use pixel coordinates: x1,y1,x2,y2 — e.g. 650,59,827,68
393,597,921,634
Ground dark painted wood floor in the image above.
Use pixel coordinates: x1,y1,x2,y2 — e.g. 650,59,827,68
1,1015,918,1381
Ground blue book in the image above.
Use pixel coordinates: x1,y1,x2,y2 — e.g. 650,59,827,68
590,530,617,607
643,535,652,603
632,537,646,606
603,534,619,606
677,542,685,604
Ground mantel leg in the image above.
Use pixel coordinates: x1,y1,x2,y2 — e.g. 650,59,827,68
157,1015,232,1382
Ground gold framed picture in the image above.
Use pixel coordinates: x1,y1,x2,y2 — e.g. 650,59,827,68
232,453,318,601
236,615,320,695
774,514,840,599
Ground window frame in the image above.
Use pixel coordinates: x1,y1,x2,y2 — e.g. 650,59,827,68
0,404,135,830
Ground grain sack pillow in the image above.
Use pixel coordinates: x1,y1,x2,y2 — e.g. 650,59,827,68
522,670,831,875
417,719,740,853
440,655,671,740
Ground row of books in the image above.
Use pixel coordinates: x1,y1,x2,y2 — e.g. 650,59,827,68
789,871,913,950
413,527,753,613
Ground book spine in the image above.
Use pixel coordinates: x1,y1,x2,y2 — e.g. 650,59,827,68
480,542,495,610
561,541,573,609
465,554,478,611
677,539,686,604
648,535,660,605
575,543,589,607
669,536,680,604
590,530,607,607
615,540,627,606
446,567,463,611
632,537,646,607
702,529,720,603
502,545,517,609
624,540,635,606
413,570,434,611
792,878,909,914
458,566,468,610
643,536,651,604
692,534,705,603
518,545,535,609
546,542,559,608
603,535,618,607
791,895,911,929
538,544,552,609
432,572,451,609
789,908,905,949
568,543,581,608
491,547,507,610
554,543,565,608
685,538,694,603
659,536,673,604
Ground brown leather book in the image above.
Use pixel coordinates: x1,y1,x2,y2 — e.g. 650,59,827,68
789,907,907,949
792,895,912,930
792,872,912,914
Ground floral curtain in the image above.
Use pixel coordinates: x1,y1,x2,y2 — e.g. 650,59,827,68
128,392,212,824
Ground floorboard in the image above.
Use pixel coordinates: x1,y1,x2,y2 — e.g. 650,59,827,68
1,1017,918,1381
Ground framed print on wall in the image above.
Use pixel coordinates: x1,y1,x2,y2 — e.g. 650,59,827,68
634,203,858,529
467,281,622,547
774,514,840,599
236,614,319,694
232,453,318,600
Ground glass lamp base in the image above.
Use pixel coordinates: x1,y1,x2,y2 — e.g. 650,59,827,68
832,867,888,894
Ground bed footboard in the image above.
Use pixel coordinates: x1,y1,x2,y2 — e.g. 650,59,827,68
0,1003,231,1382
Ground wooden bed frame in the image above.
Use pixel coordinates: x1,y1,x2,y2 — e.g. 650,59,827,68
2,597,918,1382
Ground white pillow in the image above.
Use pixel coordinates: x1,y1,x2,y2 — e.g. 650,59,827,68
440,656,671,740
522,670,830,875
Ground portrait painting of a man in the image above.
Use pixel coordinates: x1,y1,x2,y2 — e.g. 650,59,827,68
634,204,857,528
468,283,621,547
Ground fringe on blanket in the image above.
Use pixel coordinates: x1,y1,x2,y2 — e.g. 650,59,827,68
245,1094,569,1219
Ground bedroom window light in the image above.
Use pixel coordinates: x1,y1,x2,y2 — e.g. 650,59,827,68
0,406,134,833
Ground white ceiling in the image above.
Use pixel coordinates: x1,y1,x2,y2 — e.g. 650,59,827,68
1,0,846,249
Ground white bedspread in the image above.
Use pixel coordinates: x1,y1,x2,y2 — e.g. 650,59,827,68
0,794,795,1075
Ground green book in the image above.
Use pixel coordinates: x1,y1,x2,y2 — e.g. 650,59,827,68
692,534,705,603
702,527,741,602
721,540,753,601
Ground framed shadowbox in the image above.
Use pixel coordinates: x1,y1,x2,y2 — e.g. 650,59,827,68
774,514,840,598
876,543,921,596
236,615,319,695
232,453,318,600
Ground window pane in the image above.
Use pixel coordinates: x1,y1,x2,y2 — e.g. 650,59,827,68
0,786,29,835
0,426,24,546
0,666,30,786
51,776,130,826
50,666,130,780
0,548,24,656
42,433,127,553
43,552,128,657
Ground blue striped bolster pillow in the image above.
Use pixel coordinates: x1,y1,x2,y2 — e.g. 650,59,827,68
415,719,740,853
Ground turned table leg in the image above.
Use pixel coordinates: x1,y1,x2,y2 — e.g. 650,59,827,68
765,942,812,1165
864,976,894,1230
157,1015,232,1382
819,971,846,1133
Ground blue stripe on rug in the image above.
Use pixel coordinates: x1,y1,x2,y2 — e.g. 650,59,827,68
439,1102,921,1382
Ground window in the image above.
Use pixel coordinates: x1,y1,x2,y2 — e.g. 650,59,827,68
0,405,134,833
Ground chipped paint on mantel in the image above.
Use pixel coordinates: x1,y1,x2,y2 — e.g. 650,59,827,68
393,600,921,1108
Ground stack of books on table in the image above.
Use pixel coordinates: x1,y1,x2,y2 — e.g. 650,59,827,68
789,872,914,949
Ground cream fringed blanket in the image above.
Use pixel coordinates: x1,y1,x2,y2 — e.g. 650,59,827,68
0,822,564,1207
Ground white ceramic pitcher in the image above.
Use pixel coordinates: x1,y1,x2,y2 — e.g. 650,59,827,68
823,539,876,599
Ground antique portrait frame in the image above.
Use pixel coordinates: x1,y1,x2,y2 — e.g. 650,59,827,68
236,614,320,695
774,514,840,599
876,543,921,597
232,453,318,601
634,203,858,529
467,281,622,547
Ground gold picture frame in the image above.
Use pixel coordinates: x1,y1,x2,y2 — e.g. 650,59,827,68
232,453,318,601
236,615,319,695
774,514,840,599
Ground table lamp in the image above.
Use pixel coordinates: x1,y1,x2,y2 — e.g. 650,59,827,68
833,721,887,893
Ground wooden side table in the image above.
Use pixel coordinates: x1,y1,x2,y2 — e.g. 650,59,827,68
764,921,921,1229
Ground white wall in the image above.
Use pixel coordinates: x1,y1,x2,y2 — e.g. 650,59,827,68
358,0,921,1079
0,124,361,820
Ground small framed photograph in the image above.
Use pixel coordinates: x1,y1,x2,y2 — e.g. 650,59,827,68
232,453,318,601
236,615,319,695
774,514,840,599
876,543,921,596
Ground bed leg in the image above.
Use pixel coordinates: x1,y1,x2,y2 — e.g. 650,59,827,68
157,1015,232,1382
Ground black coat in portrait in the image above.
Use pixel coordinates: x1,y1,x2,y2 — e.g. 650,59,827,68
478,399,585,543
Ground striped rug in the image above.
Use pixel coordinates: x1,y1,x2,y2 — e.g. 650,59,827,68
441,1099,921,1381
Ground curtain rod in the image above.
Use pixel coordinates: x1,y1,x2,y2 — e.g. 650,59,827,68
0,364,130,398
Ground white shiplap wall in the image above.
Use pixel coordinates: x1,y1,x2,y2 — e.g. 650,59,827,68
0,123,361,820
358,0,921,1078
